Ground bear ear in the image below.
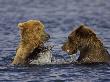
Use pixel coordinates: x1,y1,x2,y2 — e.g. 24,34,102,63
75,24,96,38
34,22,44,31
75,24,86,33
78,24,85,29
18,23,25,29
76,24,86,31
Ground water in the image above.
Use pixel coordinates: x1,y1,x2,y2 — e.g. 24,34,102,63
0,0,110,82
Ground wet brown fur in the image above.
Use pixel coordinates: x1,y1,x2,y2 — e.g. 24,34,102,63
12,20,49,65
62,24,110,64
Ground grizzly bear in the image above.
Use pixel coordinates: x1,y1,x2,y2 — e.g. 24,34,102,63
62,24,110,64
12,20,50,65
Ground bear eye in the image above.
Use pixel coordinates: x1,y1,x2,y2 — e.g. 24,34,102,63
68,36,72,41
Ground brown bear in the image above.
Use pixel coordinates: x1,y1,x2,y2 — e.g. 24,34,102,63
12,20,50,65
62,24,110,64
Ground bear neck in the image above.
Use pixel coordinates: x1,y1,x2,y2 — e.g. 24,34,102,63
77,40,110,63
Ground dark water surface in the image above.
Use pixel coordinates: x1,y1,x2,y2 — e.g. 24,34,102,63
0,0,110,82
